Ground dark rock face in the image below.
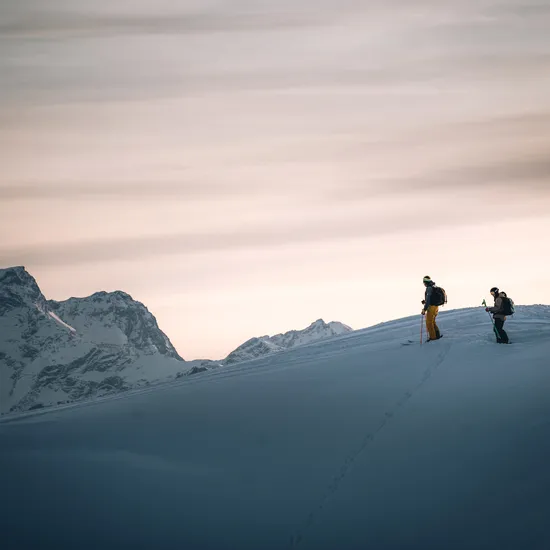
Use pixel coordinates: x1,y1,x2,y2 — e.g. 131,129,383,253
0,266,46,315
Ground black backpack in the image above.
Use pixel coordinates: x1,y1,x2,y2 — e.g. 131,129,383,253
500,293,515,316
431,286,447,306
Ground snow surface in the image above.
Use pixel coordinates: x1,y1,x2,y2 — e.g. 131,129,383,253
1,306,550,550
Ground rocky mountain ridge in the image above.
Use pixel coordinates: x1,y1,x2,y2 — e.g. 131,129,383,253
224,319,353,364
0,266,353,414
0,266,190,414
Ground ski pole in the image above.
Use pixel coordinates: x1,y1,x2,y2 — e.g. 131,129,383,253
482,299,500,339
420,314,424,345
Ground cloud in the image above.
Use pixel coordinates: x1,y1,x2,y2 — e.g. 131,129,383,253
2,0,549,107
0,182,254,201
1,195,547,267
405,155,550,189
0,0,450,39
332,154,550,200
0,5,347,38
484,1,550,17
427,157,550,188
1,0,549,270
0,14,295,38
446,110,550,135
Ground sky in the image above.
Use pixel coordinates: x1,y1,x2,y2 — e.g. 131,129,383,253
1,0,549,359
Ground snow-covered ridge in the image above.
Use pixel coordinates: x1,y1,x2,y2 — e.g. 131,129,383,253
0,266,190,414
47,289,183,359
224,319,353,364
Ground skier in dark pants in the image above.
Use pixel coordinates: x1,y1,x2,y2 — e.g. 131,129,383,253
486,287,510,344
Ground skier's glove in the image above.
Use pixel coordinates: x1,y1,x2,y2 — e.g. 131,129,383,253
485,307,490,312
421,310,426,315
421,300,426,305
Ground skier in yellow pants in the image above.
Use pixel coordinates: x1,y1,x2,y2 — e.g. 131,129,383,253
421,276,443,342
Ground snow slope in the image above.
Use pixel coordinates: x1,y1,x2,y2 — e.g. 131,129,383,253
1,306,550,550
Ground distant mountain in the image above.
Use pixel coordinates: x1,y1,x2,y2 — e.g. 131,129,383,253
224,319,353,365
47,290,183,360
0,267,351,415
0,266,215,415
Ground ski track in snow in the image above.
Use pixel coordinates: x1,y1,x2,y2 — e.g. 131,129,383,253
2,306,550,550
288,342,452,548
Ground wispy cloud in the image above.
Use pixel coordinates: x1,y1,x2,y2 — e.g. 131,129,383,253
0,12,330,38
1,195,546,267
332,154,550,200
0,182,253,201
0,0,401,38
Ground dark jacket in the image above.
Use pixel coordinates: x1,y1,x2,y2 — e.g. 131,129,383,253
488,292,507,320
423,282,436,311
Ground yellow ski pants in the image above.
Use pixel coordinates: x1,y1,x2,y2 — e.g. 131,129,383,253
425,305,440,340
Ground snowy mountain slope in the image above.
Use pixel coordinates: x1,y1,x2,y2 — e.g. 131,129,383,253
0,266,189,414
47,291,182,358
224,335,285,364
224,318,353,364
2,305,550,550
0,267,343,414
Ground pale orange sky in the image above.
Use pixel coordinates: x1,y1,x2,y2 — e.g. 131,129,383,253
1,0,549,359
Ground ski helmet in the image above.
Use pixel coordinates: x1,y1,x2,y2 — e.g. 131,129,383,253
490,287,499,294
423,276,432,284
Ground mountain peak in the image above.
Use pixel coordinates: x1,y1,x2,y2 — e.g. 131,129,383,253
308,318,333,330
305,319,352,333
1,268,184,414
87,290,134,302
224,319,353,365
0,265,45,314
49,290,183,361
0,265,26,274
0,265,38,286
